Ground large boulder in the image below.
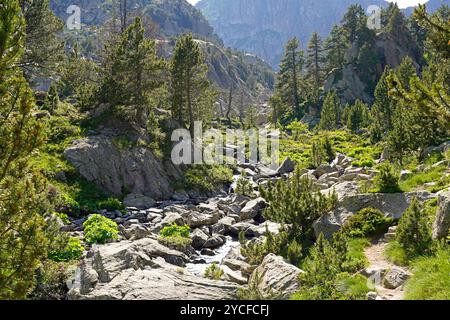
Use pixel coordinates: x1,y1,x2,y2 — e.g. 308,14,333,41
64,134,182,200
383,267,411,290
432,191,450,240
248,254,304,299
123,193,155,209
240,198,267,220
67,238,238,300
314,191,435,238
183,210,222,228
277,157,296,175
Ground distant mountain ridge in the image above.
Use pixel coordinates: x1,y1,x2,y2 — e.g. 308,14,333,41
196,0,445,68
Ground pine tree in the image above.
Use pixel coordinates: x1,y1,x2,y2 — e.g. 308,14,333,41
370,66,394,141
319,91,341,131
324,25,349,73
306,32,325,103
18,0,64,81
0,0,49,299
260,168,334,243
341,4,367,44
346,100,369,133
274,38,304,118
101,17,166,126
170,33,217,135
42,82,59,114
396,198,433,257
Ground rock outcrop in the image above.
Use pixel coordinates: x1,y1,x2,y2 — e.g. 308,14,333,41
433,190,450,240
248,254,304,299
64,134,182,200
314,191,435,239
68,238,238,300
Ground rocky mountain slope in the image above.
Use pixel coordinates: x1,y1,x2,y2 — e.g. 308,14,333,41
50,0,219,41
196,0,441,68
50,0,275,104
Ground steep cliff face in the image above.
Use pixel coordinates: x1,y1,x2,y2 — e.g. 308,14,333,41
324,31,423,104
196,0,440,69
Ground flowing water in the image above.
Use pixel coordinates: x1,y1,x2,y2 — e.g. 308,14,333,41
186,236,241,276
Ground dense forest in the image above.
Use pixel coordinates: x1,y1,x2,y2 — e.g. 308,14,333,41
0,0,449,301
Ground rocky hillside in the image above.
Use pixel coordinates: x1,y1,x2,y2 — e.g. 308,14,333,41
196,0,439,68
50,0,219,41
51,0,275,105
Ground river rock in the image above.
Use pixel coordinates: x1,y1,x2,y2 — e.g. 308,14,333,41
277,157,296,174
240,198,267,220
123,194,155,209
191,229,209,249
248,254,304,299
383,267,411,289
67,239,238,300
203,235,226,249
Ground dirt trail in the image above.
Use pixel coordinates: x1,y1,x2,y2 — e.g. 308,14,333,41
364,239,405,300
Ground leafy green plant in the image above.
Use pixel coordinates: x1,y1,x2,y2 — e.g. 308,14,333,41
204,263,224,280
159,224,192,251
159,224,190,238
83,214,119,244
342,208,393,238
54,212,70,225
48,237,84,262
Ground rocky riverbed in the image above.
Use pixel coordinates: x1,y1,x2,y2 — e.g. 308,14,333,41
60,141,450,300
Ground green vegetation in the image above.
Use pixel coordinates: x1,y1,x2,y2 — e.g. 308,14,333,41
373,162,401,193
83,214,119,245
159,224,191,238
404,247,450,300
292,233,369,300
343,208,393,238
204,263,224,280
235,170,255,197
184,165,233,192
0,0,51,299
159,224,192,251
396,198,433,258
48,237,84,262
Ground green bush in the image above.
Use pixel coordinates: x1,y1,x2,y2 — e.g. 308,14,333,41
342,208,393,238
159,235,192,251
404,247,450,300
28,261,75,300
204,263,224,280
159,224,190,238
97,198,125,211
83,214,119,244
396,197,433,258
235,170,255,197
48,237,84,262
185,165,233,192
374,162,400,193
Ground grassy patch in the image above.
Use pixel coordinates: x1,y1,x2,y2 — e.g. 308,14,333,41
384,241,408,266
346,238,370,270
404,247,450,300
400,164,448,192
